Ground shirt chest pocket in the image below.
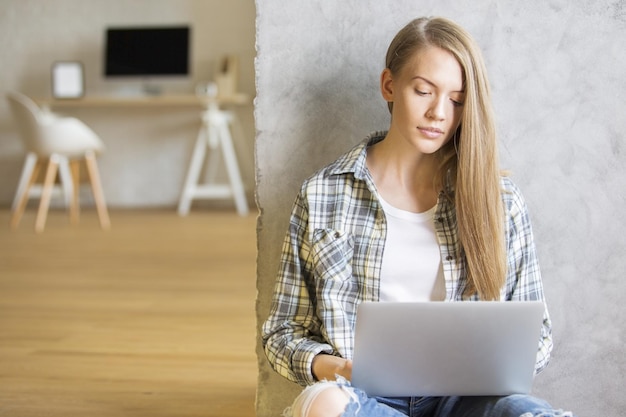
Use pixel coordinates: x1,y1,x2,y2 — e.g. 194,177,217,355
310,229,354,283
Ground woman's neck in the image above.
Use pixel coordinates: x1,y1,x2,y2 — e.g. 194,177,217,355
366,136,439,213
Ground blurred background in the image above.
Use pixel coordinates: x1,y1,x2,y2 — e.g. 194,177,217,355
0,0,256,209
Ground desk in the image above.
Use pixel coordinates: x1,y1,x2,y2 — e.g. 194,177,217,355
37,93,250,109
36,94,251,215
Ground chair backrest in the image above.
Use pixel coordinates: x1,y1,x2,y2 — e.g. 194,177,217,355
6,91,45,154
8,91,105,158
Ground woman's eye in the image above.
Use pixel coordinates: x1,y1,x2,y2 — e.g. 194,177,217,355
415,89,429,96
451,99,464,108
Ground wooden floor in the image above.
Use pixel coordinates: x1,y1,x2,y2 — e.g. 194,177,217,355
0,208,258,417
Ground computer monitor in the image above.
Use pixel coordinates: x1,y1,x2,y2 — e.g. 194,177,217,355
104,26,190,78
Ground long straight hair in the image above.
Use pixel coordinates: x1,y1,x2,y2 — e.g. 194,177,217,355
385,17,506,300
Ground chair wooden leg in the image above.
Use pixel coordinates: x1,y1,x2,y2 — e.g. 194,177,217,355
10,159,43,230
84,151,111,230
35,156,60,233
69,159,81,225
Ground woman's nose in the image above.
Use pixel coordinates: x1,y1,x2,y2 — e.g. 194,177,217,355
427,98,446,120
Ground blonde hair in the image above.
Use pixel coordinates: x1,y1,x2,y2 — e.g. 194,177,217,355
385,17,506,300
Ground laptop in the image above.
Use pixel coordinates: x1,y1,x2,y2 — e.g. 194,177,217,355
351,301,544,397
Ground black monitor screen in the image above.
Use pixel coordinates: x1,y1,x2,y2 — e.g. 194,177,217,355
105,26,190,77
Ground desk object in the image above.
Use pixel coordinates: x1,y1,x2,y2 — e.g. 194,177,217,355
51,62,85,99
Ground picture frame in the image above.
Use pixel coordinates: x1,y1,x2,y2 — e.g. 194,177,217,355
51,61,85,99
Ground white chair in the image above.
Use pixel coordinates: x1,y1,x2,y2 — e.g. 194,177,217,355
7,91,111,232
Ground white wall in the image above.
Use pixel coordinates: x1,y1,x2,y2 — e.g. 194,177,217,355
255,1,626,417
0,0,256,208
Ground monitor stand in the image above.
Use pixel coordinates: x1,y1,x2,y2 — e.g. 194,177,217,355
107,80,163,98
142,80,162,96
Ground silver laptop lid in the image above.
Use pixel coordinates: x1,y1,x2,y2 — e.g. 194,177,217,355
351,301,544,397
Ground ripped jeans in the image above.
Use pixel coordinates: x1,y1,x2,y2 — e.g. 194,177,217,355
285,379,576,417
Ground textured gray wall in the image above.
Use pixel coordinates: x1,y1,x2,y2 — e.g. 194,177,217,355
255,1,626,416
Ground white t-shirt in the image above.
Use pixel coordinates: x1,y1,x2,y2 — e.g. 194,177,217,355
378,196,446,302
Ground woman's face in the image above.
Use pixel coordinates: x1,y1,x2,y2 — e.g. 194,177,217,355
381,46,465,155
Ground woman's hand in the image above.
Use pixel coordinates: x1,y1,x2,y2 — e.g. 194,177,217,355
312,354,353,381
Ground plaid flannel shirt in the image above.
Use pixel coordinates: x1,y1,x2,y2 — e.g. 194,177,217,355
262,132,553,387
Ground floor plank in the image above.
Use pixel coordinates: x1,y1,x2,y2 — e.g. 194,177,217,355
0,208,258,417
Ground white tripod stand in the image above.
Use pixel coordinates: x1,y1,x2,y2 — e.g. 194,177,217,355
177,101,248,216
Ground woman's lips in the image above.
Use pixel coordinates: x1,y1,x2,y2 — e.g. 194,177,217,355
418,126,444,139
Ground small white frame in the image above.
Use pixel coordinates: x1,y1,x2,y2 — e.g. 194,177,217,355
51,61,85,99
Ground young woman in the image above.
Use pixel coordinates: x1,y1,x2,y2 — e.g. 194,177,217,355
262,16,575,417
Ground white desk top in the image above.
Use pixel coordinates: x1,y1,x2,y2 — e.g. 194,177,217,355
37,93,251,108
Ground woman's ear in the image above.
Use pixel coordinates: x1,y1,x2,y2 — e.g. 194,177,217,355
380,68,394,102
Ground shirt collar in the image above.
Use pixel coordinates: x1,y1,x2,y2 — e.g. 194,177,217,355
327,131,387,180
326,130,457,198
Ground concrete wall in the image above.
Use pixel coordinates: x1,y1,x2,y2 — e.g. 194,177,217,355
0,0,256,208
255,1,626,416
